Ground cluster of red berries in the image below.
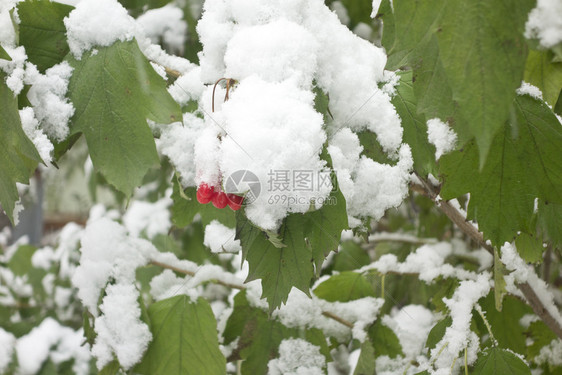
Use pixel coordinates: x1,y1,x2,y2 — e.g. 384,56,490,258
196,183,244,211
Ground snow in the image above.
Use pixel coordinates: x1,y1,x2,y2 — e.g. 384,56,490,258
0,328,15,374
353,23,373,40
156,113,206,186
64,0,137,59
91,283,152,370
501,243,562,328
136,4,187,54
0,5,16,47
216,77,330,229
517,82,544,101
270,288,384,342
123,194,172,239
19,107,53,163
371,0,383,17
167,67,205,105
268,338,325,375
71,218,151,314
430,273,492,370
386,305,435,358
328,129,413,225
204,220,241,253
195,0,405,229
0,45,26,94
525,0,562,48
361,241,482,283
24,62,74,142
426,118,457,159
224,19,318,87
535,338,562,367
16,318,90,375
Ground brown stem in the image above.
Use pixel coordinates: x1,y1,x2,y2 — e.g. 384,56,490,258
321,311,354,328
412,174,562,339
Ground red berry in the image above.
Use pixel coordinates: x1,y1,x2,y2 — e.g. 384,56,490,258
227,194,244,211
197,183,214,199
196,189,213,204
212,192,228,209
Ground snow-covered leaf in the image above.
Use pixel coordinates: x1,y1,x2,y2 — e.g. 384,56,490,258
136,295,225,375
437,0,534,161
66,40,181,197
0,72,42,222
18,0,73,72
392,71,437,175
440,95,562,246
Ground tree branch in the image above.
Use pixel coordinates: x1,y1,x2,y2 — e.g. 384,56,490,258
411,175,562,339
149,260,355,329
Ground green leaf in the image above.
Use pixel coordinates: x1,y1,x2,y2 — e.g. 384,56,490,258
170,179,236,228
135,295,226,375
368,319,403,358
378,0,395,52
354,340,376,375
384,0,444,70
358,130,394,165
224,292,293,375
338,0,373,29
480,293,531,354
493,249,507,311
331,240,372,272
411,36,457,123
99,361,121,375
538,201,562,247
304,174,348,276
0,71,42,222
437,0,534,162
524,49,562,107
471,347,531,375
239,314,292,375
392,70,437,175
236,212,313,312
441,95,562,246
66,40,181,197
514,232,544,264
526,320,557,360
18,0,73,72
8,245,37,276
314,272,375,302
425,316,451,350
0,45,11,61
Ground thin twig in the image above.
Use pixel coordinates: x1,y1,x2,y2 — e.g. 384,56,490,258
149,260,355,329
321,311,354,328
149,260,245,290
411,174,562,340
